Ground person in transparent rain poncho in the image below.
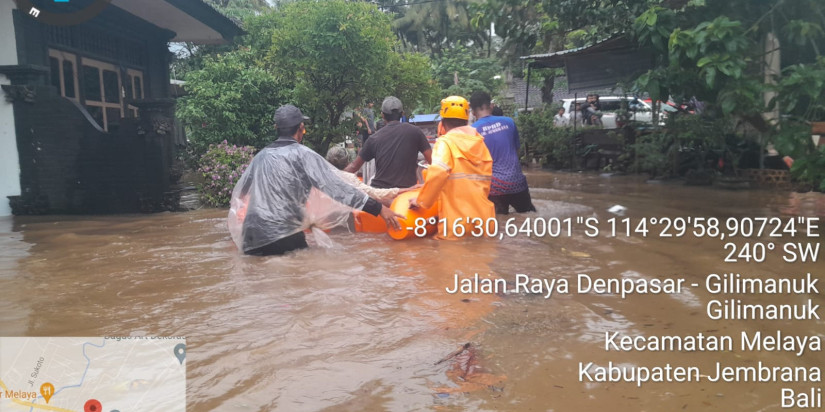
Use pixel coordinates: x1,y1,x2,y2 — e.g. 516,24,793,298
228,105,403,256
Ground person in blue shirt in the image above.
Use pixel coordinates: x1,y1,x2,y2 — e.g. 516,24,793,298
470,91,536,214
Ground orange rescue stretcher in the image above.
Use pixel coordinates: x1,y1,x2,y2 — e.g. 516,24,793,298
353,189,439,239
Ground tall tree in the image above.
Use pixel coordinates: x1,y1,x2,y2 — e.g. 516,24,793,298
388,0,484,55
383,52,442,114
171,0,273,79
177,49,283,156
470,0,547,64
204,0,271,20
267,0,399,153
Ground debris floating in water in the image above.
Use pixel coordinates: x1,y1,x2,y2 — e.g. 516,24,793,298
607,205,627,215
562,248,591,258
435,342,471,365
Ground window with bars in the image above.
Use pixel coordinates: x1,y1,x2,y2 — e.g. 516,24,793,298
125,69,144,118
48,49,79,100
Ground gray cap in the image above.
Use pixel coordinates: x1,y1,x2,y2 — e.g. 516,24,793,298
381,96,403,114
274,104,309,128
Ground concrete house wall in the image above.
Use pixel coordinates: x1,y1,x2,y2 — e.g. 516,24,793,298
0,1,21,216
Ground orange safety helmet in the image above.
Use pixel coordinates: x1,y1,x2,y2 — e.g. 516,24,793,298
440,96,470,120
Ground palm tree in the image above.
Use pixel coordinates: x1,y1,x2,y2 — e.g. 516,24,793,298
390,0,482,56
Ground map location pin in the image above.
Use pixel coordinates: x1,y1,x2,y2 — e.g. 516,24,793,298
84,399,102,412
39,382,54,403
174,343,186,364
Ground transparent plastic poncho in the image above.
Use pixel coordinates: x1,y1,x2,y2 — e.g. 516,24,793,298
227,142,368,253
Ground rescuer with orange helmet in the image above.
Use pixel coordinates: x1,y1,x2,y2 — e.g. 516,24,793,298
410,96,495,240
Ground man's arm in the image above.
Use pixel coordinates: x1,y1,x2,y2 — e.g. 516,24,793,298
414,162,448,209
238,160,256,197
357,113,373,134
303,151,402,228
345,139,373,173
417,131,433,164
365,116,374,134
344,155,366,174
422,149,433,165
412,140,451,209
358,110,373,133
512,119,521,151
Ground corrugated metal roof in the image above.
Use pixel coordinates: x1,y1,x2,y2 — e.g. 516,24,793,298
521,44,592,61
520,36,627,66
520,35,652,93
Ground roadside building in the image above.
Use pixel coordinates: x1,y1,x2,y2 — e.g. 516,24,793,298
0,0,240,215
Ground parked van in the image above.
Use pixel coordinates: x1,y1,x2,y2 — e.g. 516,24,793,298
561,96,660,128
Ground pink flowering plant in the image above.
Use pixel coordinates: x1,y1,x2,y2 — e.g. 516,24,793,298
197,141,255,207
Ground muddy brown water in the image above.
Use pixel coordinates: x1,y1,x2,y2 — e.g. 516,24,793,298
1,172,823,411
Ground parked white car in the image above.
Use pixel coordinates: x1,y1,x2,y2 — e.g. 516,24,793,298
561,96,661,128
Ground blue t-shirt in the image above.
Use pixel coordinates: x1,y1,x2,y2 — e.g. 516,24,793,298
472,116,528,196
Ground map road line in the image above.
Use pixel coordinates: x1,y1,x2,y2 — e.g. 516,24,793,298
12,398,77,412
0,378,77,412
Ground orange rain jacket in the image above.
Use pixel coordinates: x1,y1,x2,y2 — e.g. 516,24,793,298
417,125,496,240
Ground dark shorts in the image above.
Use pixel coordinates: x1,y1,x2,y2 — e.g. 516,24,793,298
489,189,536,215
245,231,308,256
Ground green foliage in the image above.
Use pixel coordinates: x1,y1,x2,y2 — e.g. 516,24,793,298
628,0,825,184
204,0,271,20
178,1,434,157
789,147,825,191
627,131,672,177
432,45,503,98
468,0,546,66
178,49,282,156
171,44,233,81
564,29,592,49
238,11,281,52
197,141,256,207
773,120,825,191
774,57,825,120
171,0,272,79
516,109,576,168
773,122,814,159
383,53,441,114
543,0,656,41
173,0,825,183
634,9,758,113
632,0,825,118
388,0,481,56
267,0,398,153
675,17,749,91
628,115,729,177
783,20,825,48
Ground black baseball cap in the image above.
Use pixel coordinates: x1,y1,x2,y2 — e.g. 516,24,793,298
274,105,310,128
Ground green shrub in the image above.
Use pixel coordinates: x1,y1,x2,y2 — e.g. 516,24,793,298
628,115,729,177
197,141,256,207
774,121,825,191
789,147,825,191
178,49,282,157
626,130,673,177
517,108,576,169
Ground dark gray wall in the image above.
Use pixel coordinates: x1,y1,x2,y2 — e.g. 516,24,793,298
8,86,177,214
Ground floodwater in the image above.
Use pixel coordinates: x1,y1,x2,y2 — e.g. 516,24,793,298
1,171,823,411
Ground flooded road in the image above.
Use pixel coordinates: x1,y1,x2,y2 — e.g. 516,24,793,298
1,171,823,411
